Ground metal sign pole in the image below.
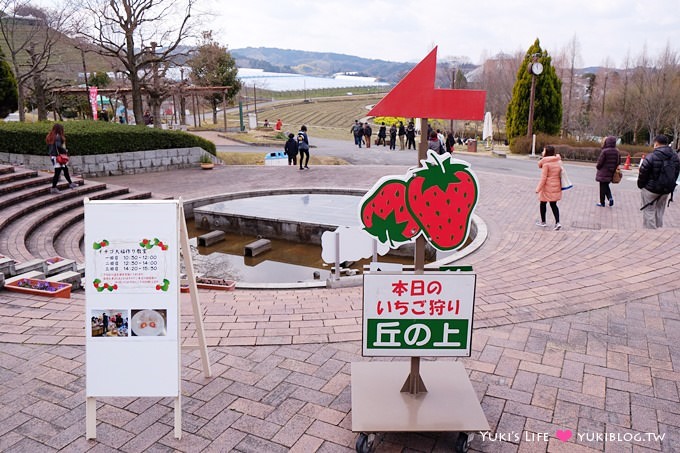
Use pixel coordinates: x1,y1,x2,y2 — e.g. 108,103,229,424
401,117,430,395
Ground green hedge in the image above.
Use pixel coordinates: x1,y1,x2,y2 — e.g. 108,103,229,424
0,121,216,156
509,133,654,162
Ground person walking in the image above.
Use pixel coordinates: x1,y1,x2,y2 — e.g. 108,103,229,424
446,131,456,153
377,122,387,146
398,121,406,150
637,134,680,229
350,120,361,146
355,122,364,148
284,132,298,166
595,135,621,207
389,123,397,150
427,130,442,154
406,121,417,150
297,125,310,170
46,123,77,193
363,122,372,148
535,145,563,230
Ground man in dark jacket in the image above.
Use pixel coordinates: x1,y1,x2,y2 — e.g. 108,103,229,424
377,122,387,146
637,134,680,228
355,122,364,148
363,123,372,148
284,133,298,166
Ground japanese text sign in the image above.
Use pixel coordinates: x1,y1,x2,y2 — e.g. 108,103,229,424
362,272,476,357
85,200,180,397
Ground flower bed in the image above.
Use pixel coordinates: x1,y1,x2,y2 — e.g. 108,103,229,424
180,277,236,292
5,278,72,299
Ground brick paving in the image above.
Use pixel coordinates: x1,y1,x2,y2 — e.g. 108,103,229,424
1,141,680,452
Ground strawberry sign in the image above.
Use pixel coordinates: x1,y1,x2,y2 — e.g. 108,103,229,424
359,151,479,251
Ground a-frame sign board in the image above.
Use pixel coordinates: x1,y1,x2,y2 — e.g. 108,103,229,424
83,199,211,440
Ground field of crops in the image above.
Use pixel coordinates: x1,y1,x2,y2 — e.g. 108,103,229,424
225,94,386,140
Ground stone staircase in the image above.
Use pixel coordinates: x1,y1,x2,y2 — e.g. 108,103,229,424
0,164,169,290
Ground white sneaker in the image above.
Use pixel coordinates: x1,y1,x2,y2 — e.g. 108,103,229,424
535,221,547,227
554,223,562,231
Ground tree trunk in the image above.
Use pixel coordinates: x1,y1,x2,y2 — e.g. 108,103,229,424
33,74,48,121
16,83,26,122
130,75,144,126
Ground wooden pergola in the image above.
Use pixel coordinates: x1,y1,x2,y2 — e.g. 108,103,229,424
50,85,233,130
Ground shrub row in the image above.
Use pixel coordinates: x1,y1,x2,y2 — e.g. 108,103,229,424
510,134,653,162
0,121,216,156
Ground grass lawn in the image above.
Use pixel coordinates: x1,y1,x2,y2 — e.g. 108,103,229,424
217,151,348,166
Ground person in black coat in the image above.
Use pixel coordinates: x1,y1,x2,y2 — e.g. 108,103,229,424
398,121,406,150
637,134,680,228
406,122,416,150
377,122,387,146
389,124,397,150
284,133,298,166
595,136,621,207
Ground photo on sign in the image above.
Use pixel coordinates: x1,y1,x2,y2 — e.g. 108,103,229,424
90,309,129,337
130,309,167,337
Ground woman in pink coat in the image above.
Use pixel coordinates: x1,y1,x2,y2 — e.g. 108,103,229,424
535,145,562,230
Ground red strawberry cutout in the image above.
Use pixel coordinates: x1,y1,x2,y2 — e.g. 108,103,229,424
360,179,420,246
406,152,478,250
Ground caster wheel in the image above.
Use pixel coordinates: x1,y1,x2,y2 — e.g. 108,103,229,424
355,432,375,453
455,432,471,453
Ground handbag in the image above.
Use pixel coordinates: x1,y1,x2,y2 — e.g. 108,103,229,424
560,166,573,190
612,166,622,184
56,152,69,165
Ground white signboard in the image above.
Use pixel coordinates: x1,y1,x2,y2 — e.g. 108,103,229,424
362,272,476,357
85,200,180,397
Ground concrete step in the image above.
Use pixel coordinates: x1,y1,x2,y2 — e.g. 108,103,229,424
4,270,46,285
0,167,41,188
46,270,82,290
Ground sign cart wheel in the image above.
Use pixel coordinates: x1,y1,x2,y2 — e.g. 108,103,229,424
355,432,376,453
455,432,472,453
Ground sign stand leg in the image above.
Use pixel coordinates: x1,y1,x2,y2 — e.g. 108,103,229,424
86,397,96,439
400,357,428,394
179,201,212,378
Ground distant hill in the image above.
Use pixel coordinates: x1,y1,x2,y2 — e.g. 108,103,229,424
231,47,414,83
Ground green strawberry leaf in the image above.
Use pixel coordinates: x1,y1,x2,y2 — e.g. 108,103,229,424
364,210,416,246
411,152,471,193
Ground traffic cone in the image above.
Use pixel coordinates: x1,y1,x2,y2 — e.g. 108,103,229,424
623,154,631,170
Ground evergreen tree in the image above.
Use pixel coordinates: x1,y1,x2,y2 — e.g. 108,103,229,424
0,44,19,119
506,39,562,141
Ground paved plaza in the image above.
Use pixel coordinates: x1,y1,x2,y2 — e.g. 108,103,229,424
1,137,680,452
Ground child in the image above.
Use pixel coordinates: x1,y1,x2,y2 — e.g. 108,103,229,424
284,133,298,166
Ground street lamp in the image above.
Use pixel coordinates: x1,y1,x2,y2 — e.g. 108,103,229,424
527,53,543,155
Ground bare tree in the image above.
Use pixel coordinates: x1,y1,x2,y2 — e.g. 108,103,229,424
0,0,72,121
554,35,583,136
478,51,523,139
630,44,678,143
73,0,197,126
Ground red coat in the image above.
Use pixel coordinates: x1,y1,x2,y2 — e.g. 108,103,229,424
536,155,563,202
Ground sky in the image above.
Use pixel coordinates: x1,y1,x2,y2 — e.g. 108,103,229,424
202,0,680,68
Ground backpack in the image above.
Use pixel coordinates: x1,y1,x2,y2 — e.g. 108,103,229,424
656,153,679,195
297,132,309,150
640,152,680,210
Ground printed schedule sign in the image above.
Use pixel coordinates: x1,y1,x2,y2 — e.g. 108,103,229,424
362,272,476,357
85,200,180,397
